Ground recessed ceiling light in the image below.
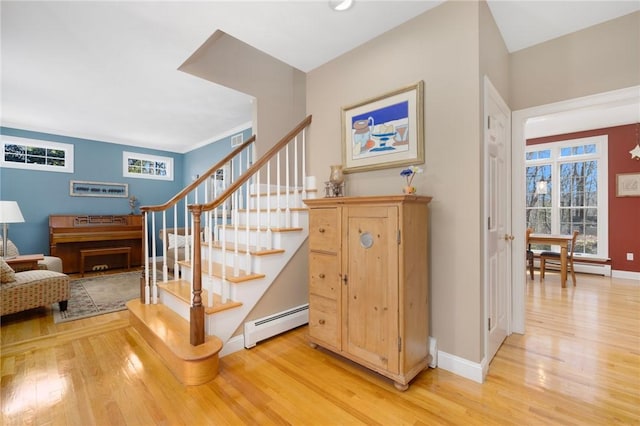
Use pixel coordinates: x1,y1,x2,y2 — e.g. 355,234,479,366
329,0,354,12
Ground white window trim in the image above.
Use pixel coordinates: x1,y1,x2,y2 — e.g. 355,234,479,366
123,151,173,181
1,135,74,173
526,135,608,259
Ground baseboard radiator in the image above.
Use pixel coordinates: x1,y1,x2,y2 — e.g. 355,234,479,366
244,304,309,348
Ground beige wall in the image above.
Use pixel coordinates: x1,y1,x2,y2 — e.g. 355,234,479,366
179,30,307,156
510,11,640,111
307,1,485,362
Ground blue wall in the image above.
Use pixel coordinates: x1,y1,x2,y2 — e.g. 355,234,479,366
182,128,252,182
182,128,253,202
0,126,252,256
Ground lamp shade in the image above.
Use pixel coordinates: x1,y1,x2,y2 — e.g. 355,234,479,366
0,201,25,223
535,180,548,195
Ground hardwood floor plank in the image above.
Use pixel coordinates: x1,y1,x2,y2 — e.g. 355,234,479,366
2,272,639,425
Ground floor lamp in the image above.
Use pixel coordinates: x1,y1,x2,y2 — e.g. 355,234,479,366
0,201,25,259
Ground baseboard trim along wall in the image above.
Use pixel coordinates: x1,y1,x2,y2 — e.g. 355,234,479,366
612,269,640,281
437,351,485,384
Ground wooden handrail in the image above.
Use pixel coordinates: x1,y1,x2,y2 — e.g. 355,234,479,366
189,115,312,214
139,135,256,213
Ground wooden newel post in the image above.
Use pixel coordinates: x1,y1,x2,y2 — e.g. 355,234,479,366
190,205,205,346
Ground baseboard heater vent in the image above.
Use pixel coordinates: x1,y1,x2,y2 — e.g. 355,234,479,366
244,304,309,348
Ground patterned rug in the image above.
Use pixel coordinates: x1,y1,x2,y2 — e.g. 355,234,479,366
51,271,141,323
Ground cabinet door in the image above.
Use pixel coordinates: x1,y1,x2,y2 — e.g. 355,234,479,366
343,206,399,374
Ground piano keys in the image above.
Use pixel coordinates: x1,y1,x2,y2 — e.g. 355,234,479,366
49,214,143,274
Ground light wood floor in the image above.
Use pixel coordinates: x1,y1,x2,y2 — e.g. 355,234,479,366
2,271,639,425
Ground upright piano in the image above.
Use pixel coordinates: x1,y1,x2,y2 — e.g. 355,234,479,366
49,214,143,274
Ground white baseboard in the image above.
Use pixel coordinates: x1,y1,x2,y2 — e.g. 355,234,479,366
612,269,640,282
436,351,484,383
220,335,245,357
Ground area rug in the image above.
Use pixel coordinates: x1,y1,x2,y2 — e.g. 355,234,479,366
51,271,141,323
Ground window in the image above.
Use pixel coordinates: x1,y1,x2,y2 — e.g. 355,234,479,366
123,151,173,181
1,136,74,173
525,136,608,258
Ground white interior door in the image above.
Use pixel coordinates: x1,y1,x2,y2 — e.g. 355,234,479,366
484,77,511,365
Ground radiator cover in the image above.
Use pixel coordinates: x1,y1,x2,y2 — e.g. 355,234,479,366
244,304,309,348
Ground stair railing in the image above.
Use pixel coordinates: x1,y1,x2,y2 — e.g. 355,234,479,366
140,115,312,346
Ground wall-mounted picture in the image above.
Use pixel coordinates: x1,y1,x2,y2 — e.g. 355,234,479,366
616,172,640,197
70,180,129,198
341,81,424,173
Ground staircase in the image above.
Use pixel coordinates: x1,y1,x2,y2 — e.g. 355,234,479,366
127,116,313,385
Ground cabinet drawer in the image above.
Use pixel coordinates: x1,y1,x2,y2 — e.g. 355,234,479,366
309,208,339,252
309,295,340,349
309,252,340,299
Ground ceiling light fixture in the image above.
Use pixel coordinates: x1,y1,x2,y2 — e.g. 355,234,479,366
329,0,354,12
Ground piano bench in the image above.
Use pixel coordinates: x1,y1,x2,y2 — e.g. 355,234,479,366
80,247,131,277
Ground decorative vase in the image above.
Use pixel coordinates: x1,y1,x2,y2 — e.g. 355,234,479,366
403,186,416,194
329,165,344,185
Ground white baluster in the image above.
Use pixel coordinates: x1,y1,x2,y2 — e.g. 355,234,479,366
277,152,282,228
162,211,168,282
294,135,299,207
266,160,273,250
285,143,291,228
302,128,307,200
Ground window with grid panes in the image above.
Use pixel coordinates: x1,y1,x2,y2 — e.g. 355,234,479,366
525,135,608,257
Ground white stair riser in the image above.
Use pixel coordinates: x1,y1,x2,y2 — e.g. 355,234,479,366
177,229,305,344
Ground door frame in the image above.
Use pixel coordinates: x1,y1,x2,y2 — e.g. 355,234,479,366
511,85,640,333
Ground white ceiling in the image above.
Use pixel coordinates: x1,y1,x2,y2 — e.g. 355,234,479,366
1,1,638,153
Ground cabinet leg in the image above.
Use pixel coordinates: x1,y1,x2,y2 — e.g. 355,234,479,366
394,381,409,392
309,342,318,349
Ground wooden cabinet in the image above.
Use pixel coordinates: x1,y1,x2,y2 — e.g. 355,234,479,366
304,195,432,391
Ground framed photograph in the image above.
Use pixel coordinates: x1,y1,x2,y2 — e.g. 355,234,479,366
70,180,129,198
616,172,640,197
341,81,424,173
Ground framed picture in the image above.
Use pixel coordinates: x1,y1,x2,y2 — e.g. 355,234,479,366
70,180,128,198
616,172,640,197
341,81,424,173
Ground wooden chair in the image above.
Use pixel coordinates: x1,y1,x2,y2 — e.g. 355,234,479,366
526,228,534,280
539,230,579,286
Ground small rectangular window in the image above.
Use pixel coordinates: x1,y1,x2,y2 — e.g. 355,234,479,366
525,149,551,161
1,136,74,173
123,151,173,181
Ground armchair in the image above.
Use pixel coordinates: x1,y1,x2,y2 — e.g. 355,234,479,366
1,257,70,316
0,238,63,273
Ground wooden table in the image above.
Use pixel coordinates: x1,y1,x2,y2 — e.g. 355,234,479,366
528,234,573,288
5,254,45,271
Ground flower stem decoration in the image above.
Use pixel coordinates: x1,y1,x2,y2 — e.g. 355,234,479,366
400,165,423,188
128,195,139,214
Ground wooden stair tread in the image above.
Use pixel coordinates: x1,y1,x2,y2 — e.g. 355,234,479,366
158,280,242,314
219,225,303,233
178,260,266,283
126,299,222,385
238,207,308,212
201,241,285,256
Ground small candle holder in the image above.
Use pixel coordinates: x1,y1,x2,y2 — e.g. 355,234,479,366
324,181,345,197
